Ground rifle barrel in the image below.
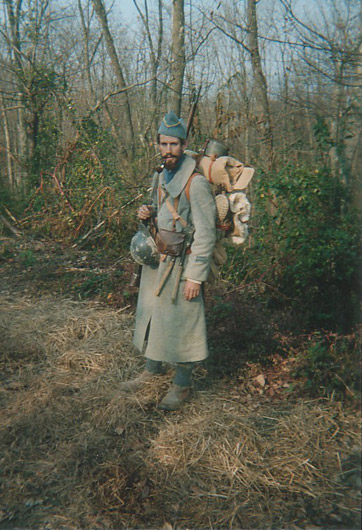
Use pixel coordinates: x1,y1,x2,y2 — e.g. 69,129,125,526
186,86,202,138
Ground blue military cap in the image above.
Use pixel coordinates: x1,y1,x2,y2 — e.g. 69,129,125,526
158,110,187,140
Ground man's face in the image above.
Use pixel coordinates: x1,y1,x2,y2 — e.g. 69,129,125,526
158,134,185,169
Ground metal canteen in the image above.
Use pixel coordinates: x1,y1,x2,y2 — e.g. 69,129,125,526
204,139,229,158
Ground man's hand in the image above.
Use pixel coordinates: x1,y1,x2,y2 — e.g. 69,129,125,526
184,279,201,301
138,205,153,220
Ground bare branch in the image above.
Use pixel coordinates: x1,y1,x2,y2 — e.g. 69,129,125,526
89,74,164,114
0,105,25,112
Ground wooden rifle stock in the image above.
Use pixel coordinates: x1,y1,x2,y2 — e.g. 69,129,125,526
186,86,202,138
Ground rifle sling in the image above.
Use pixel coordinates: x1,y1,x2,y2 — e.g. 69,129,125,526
158,172,199,229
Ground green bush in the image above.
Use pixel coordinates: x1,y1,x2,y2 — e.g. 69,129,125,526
227,165,360,331
13,119,144,252
292,332,361,400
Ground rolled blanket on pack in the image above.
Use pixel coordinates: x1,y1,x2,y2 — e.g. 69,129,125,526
198,156,254,192
232,166,255,190
228,192,251,222
230,218,249,246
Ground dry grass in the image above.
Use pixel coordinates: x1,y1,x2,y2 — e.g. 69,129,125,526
0,295,360,529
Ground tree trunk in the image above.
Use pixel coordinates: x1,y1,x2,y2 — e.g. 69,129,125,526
341,40,362,209
78,0,95,100
169,0,185,116
4,0,23,69
4,0,28,192
91,0,135,151
133,0,163,119
78,0,124,148
247,0,274,169
0,93,14,192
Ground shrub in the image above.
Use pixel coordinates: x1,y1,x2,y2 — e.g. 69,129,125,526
225,165,360,331
292,331,361,401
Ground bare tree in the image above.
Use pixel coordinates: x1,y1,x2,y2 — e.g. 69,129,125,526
0,91,15,191
132,0,164,122
78,0,127,148
78,0,97,103
2,0,27,191
1,0,63,192
201,0,274,167
169,0,185,115
279,0,361,185
246,0,274,168
91,0,135,150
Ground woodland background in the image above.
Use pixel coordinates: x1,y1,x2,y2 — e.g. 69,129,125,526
0,1,361,528
1,0,360,331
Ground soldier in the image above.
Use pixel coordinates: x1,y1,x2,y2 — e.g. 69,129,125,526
123,111,216,410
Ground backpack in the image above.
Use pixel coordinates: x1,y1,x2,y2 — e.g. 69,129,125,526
185,150,255,283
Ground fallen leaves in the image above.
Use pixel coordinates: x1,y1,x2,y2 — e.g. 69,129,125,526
255,374,266,387
241,354,298,400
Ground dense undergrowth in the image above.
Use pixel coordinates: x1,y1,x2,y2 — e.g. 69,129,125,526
3,162,360,325
221,165,360,331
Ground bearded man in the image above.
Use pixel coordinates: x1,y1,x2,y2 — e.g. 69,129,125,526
122,111,216,410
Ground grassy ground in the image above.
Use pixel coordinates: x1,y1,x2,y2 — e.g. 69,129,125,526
0,236,361,529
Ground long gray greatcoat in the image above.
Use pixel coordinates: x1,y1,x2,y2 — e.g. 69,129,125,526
133,154,216,363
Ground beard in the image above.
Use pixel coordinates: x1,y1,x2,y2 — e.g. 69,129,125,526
163,155,179,169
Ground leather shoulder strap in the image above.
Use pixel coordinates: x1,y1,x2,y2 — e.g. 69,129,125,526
158,185,188,229
185,172,199,201
165,196,188,229
158,170,200,228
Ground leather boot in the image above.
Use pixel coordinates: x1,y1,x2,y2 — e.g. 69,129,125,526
158,384,191,410
119,370,157,393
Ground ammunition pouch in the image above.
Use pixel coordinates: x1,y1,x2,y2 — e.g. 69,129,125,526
155,229,186,257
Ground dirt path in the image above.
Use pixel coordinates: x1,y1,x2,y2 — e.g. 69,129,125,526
0,236,137,307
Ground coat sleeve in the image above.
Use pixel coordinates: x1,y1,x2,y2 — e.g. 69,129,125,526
182,174,216,282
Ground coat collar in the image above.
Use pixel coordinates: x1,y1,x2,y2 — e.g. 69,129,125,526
160,155,196,198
